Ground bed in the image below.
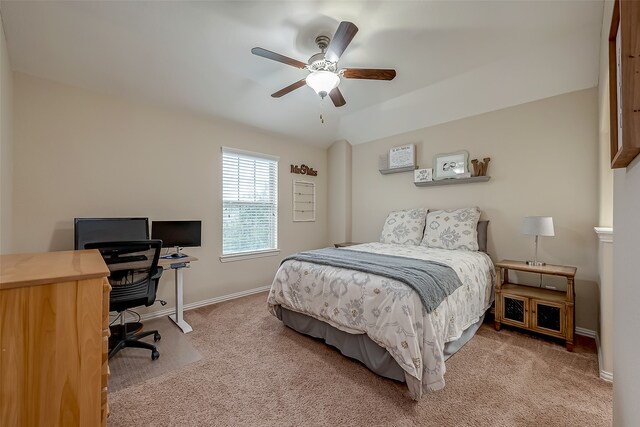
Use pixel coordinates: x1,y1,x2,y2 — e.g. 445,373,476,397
267,208,495,400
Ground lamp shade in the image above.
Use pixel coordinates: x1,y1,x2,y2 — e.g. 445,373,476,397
521,216,555,236
305,71,340,96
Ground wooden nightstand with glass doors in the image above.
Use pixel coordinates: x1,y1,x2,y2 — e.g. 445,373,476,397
494,260,577,351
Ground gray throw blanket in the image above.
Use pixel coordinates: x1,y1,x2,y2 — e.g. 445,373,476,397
282,247,464,313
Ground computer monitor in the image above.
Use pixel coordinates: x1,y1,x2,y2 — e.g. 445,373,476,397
151,221,201,255
74,217,150,250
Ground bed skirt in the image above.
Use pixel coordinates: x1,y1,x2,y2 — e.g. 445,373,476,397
275,305,486,384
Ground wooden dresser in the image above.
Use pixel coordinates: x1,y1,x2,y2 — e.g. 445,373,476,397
0,250,111,426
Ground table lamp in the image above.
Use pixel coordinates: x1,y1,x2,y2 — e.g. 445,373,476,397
521,216,555,266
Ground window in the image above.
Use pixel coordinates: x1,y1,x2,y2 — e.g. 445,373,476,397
222,147,278,257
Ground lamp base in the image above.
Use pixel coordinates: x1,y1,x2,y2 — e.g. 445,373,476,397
526,260,546,266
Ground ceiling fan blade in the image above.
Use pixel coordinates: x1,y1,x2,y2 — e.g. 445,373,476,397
271,79,307,98
325,22,359,63
342,68,396,80
329,87,346,107
251,47,307,69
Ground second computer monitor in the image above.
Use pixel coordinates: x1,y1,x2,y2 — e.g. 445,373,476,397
74,217,149,250
151,221,202,253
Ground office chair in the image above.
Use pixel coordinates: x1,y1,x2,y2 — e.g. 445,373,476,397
86,240,164,360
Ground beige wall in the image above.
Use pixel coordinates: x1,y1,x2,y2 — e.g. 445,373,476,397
613,159,640,426
0,14,13,253
595,0,615,382
327,139,352,243
610,1,640,424
351,89,600,331
598,1,615,227
12,72,328,313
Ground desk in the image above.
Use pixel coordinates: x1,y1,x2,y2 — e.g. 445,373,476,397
158,255,198,333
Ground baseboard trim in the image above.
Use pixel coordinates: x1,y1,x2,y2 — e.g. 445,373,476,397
574,328,614,381
140,285,271,322
575,327,596,339
599,370,613,382
594,332,614,382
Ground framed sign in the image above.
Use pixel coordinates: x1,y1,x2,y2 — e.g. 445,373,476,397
608,0,640,168
433,150,469,180
388,144,416,169
414,168,433,183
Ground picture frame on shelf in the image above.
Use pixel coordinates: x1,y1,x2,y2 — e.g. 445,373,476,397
388,144,416,169
433,150,469,180
414,168,433,183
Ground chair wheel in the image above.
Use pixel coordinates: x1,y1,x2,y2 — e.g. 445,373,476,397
151,350,160,360
154,332,161,342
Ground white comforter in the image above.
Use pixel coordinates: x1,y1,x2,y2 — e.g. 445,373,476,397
267,242,495,400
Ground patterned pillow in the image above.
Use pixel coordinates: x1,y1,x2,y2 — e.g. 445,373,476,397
421,207,481,251
379,208,427,245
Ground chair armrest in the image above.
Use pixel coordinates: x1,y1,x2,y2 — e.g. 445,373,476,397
151,266,164,281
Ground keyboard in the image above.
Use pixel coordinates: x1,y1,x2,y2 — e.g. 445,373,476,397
106,255,148,265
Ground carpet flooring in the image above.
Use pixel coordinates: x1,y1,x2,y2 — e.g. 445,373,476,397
108,292,612,426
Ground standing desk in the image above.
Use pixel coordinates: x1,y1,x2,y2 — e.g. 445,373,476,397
158,255,198,333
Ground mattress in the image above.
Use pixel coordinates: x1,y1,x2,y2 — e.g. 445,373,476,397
267,242,495,400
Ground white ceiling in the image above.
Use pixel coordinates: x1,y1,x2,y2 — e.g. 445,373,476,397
0,1,604,147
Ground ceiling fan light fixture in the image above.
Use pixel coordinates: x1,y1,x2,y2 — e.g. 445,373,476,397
252,21,394,107
305,71,340,98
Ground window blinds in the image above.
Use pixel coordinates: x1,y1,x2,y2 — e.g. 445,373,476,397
222,148,278,255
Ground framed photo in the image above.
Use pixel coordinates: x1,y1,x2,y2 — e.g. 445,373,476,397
608,0,640,168
414,168,433,183
433,150,469,180
388,144,416,169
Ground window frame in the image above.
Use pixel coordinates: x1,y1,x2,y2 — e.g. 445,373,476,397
219,147,280,262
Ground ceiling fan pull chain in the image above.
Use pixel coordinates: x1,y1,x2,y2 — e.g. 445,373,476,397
319,96,326,124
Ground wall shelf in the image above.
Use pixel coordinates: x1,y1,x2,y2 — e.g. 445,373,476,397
379,165,418,175
414,176,491,187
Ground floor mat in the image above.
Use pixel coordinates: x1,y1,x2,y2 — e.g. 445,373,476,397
108,316,202,393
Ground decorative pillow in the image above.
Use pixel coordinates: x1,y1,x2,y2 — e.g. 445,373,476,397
421,207,481,251
379,208,427,245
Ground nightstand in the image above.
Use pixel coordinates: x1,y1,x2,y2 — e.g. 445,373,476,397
494,260,577,351
334,242,360,248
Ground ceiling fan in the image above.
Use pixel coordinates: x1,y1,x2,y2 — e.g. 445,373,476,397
251,21,396,107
